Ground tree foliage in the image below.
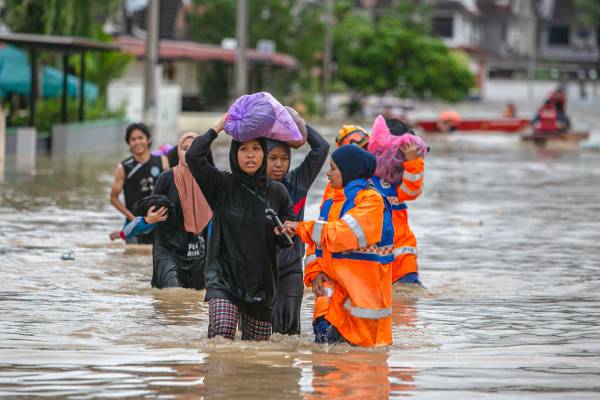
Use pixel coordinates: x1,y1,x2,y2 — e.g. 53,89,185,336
3,0,131,98
575,0,600,27
334,11,473,102
3,0,121,37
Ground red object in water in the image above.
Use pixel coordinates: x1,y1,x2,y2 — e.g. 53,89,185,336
415,118,531,134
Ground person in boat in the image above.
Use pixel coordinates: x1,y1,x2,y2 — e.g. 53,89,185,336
109,132,212,290
503,102,517,118
110,123,168,244
266,123,330,335
285,144,394,347
369,118,426,286
532,100,569,133
437,110,461,132
185,114,296,341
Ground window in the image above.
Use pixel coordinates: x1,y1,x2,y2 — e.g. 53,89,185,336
548,26,570,46
433,17,454,39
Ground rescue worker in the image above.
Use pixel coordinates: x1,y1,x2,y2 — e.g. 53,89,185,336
370,118,425,286
284,145,394,347
503,102,517,118
437,110,461,132
266,122,330,335
109,132,212,290
532,100,568,133
335,125,369,148
185,114,295,341
110,123,168,244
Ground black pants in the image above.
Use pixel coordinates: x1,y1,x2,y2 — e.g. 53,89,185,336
272,270,303,335
151,244,205,290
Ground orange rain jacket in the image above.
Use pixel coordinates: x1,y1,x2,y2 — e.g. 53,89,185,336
298,179,393,347
371,158,424,282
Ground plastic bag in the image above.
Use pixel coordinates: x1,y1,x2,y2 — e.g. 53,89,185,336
285,106,308,148
368,115,428,184
224,92,303,143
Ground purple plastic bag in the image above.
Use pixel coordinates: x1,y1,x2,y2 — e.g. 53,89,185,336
224,92,302,143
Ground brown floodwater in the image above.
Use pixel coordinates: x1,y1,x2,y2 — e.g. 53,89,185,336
1,124,599,399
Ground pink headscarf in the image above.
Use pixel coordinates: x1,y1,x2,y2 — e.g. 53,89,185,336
173,132,212,234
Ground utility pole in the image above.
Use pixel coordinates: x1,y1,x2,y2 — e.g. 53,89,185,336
235,0,248,97
527,0,538,102
143,0,160,132
322,0,334,118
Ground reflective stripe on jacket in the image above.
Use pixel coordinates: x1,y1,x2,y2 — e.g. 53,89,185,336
371,158,424,282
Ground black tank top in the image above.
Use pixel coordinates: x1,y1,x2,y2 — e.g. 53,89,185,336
121,154,164,211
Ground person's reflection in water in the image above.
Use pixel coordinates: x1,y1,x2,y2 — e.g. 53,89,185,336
202,351,302,398
392,293,418,327
305,351,403,399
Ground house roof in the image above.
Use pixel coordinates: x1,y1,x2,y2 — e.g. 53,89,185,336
0,33,119,52
117,35,298,69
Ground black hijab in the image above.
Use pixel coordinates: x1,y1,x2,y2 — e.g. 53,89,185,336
229,137,268,188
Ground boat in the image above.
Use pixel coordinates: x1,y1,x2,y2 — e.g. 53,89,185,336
415,118,530,134
521,130,590,144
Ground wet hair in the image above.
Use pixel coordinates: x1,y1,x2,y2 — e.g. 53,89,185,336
125,123,151,144
385,118,415,136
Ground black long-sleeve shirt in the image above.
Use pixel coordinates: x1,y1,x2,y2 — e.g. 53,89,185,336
186,129,295,321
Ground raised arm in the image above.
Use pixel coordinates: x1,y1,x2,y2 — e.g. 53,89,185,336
396,143,424,202
396,158,424,202
287,124,330,192
185,118,228,208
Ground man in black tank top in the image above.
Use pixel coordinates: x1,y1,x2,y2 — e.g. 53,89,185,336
110,123,168,244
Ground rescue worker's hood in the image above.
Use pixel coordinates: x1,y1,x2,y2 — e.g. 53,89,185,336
229,137,268,188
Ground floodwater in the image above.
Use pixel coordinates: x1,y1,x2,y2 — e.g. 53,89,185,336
1,123,599,399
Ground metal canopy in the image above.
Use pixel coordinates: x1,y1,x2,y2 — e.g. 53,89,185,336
0,33,119,52
0,32,120,134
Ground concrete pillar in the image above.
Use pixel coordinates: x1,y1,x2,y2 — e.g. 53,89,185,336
15,127,36,173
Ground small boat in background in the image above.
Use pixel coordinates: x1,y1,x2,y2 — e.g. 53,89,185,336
415,118,530,134
521,130,590,145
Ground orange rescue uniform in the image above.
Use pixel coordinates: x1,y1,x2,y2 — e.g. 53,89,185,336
371,158,424,282
298,179,393,347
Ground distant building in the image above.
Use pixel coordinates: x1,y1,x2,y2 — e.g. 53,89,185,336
429,0,481,50
114,0,298,111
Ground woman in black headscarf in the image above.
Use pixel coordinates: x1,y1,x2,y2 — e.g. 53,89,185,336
186,114,295,341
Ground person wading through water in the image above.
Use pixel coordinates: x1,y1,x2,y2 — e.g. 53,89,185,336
110,132,212,290
186,114,296,341
265,115,329,335
110,123,168,244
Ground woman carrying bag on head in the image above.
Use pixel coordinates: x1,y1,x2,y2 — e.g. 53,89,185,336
185,114,295,341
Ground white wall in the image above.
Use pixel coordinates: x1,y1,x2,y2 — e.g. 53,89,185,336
485,79,600,104
107,80,182,146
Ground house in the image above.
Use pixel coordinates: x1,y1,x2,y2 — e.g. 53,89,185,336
429,0,482,50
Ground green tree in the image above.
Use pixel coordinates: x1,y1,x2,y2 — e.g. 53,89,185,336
3,0,131,100
575,0,600,27
3,0,121,38
333,12,473,103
